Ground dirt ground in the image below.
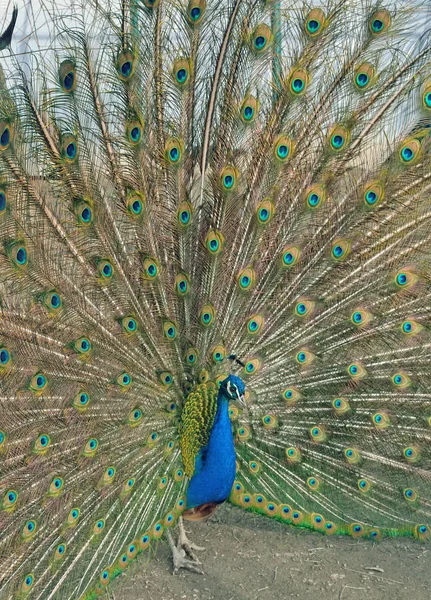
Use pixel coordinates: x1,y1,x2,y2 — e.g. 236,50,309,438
108,503,430,600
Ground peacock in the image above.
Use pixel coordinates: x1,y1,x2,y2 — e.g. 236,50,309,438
0,0,430,597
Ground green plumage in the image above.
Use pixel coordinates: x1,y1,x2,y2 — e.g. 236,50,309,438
179,382,218,477
0,0,430,598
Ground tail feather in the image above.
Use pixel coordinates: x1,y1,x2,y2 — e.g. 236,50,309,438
0,0,430,598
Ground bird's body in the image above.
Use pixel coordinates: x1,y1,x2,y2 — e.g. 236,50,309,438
184,378,243,511
0,0,430,598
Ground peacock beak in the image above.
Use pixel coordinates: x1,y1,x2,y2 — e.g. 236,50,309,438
236,390,246,408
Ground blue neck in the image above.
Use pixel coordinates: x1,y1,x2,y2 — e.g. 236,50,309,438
186,392,236,509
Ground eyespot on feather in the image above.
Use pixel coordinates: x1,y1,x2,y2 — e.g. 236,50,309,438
47,476,64,497
251,24,272,53
394,269,417,289
246,314,264,335
142,256,160,280
82,437,99,457
354,63,375,90
53,542,67,562
0,186,7,214
205,229,224,254
74,199,93,225
61,134,78,162
139,531,152,550
29,371,48,394
357,478,371,493
0,346,11,371
281,246,300,268
403,488,418,503
9,242,28,268
295,348,315,366
2,489,18,511
328,125,350,152
240,95,259,123
311,512,325,529
403,445,420,464
0,121,13,151
350,308,372,327
304,8,326,37
422,80,431,110
331,239,351,261
344,447,361,465
309,425,326,443
400,319,422,336
65,507,80,528
200,303,216,326
282,387,301,405
274,135,294,163
369,9,391,36
128,408,143,426
177,201,193,226
21,573,35,594
285,446,301,464
399,137,422,164
126,118,144,145
262,414,278,429
159,371,173,386
237,425,251,442
185,347,199,366
121,315,138,334
243,358,261,376
256,199,274,224
199,369,209,383
371,411,390,429
117,372,132,388
173,58,191,87
126,191,144,218
349,523,365,538
363,181,384,207
187,0,206,25
294,299,314,318
165,137,184,165
59,60,76,92
391,371,411,389
175,272,190,296
211,344,226,363
117,50,136,81
305,184,325,209
163,320,178,340
33,433,51,454
220,166,239,191
287,68,309,96
332,397,350,416
237,267,256,291
347,361,367,379
22,520,38,540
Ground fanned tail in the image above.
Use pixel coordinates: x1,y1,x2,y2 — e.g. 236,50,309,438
0,1,430,599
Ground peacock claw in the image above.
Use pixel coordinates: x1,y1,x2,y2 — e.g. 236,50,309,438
177,517,205,562
171,545,204,575
166,528,204,575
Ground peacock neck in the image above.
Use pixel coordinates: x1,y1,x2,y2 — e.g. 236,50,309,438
204,390,235,470
212,392,231,433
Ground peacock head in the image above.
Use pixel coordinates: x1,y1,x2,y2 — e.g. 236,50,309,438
219,375,246,406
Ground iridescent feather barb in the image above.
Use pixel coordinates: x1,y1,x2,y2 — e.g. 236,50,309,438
0,0,430,598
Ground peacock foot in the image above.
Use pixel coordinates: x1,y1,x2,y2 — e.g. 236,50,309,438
177,516,206,562
166,523,204,575
171,544,204,575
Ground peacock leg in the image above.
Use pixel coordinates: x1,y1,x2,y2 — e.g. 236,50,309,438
177,516,206,561
166,529,204,575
